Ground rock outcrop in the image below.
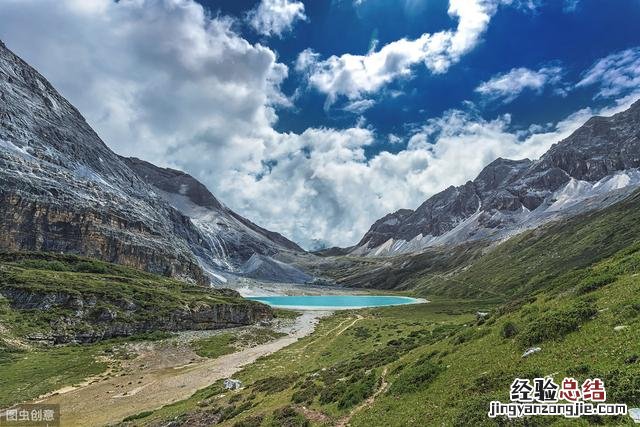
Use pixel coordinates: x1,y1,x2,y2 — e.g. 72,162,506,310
0,286,271,344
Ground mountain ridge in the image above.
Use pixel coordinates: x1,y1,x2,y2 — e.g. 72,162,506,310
0,40,306,285
354,99,640,256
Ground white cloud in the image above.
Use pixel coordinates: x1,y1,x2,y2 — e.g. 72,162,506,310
295,48,320,72
563,0,580,12
577,47,640,99
247,0,307,38
0,0,637,250
0,0,289,168
297,0,505,104
475,66,564,103
225,100,635,249
343,99,376,114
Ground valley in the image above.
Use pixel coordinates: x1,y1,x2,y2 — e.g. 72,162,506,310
32,312,327,426
0,21,639,427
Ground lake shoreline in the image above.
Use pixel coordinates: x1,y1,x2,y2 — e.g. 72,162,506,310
247,295,428,310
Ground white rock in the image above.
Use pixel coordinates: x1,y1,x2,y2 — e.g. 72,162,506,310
522,347,541,358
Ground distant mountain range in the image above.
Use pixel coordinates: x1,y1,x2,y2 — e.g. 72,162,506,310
2,38,640,288
0,40,307,285
352,100,640,256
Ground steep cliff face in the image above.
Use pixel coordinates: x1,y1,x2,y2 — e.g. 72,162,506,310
0,40,213,284
0,40,306,284
0,252,273,344
1,286,271,344
0,193,208,284
122,157,312,283
355,100,640,255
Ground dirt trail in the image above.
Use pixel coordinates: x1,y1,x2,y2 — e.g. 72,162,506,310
336,367,389,427
299,314,363,352
34,311,328,427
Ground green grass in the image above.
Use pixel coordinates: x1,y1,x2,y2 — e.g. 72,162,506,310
0,251,272,409
191,328,287,359
122,299,482,425
0,251,263,341
122,194,640,426
0,343,107,407
192,333,238,359
273,309,303,320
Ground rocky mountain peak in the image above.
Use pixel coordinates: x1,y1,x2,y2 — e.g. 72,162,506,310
474,158,532,195
0,40,306,284
122,157,224,211
354,98,640,255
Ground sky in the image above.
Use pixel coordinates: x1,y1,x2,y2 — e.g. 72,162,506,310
1,0,639,250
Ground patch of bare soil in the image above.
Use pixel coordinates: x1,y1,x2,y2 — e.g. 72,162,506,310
33,312,328,427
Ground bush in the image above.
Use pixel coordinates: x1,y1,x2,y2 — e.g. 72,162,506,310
625,355,639,365
454,395,553,426
576,273,616,295
122,410,154,422
390,361,441,395
291,381,320,405
566,363,590,377
453,395,497,427
614,302,640,320
469,370,511,393
233,415,264,427
19,260,69,271
318,381,346,405
517,301,597,347
352,326,371,340
494,296,536,317
500,321,518,339
317,370,378,408
337,371,378,409
596,368,640,404
74,261,108,274
269,406,309,427
253,374,298,394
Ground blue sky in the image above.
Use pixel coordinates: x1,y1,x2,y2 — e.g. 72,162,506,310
1,0,639,249
203,0,640,146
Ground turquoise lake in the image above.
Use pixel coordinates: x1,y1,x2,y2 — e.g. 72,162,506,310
246,295,423,310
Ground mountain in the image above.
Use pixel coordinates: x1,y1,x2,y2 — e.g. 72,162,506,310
354,100,640,256
0,40,306,284
122,157,310,282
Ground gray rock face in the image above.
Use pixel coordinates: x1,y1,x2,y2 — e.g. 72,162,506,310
356,100,640,254
122,157,303,268
241,253,313,283
0,40,304,283
0,286,272,344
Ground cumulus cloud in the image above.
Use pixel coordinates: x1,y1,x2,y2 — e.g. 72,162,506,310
577,47,640,99
228,100,635,249
0,0,289,168
0,0,637,249
296,0,504,104
475,66,564,103
247,0,307,38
